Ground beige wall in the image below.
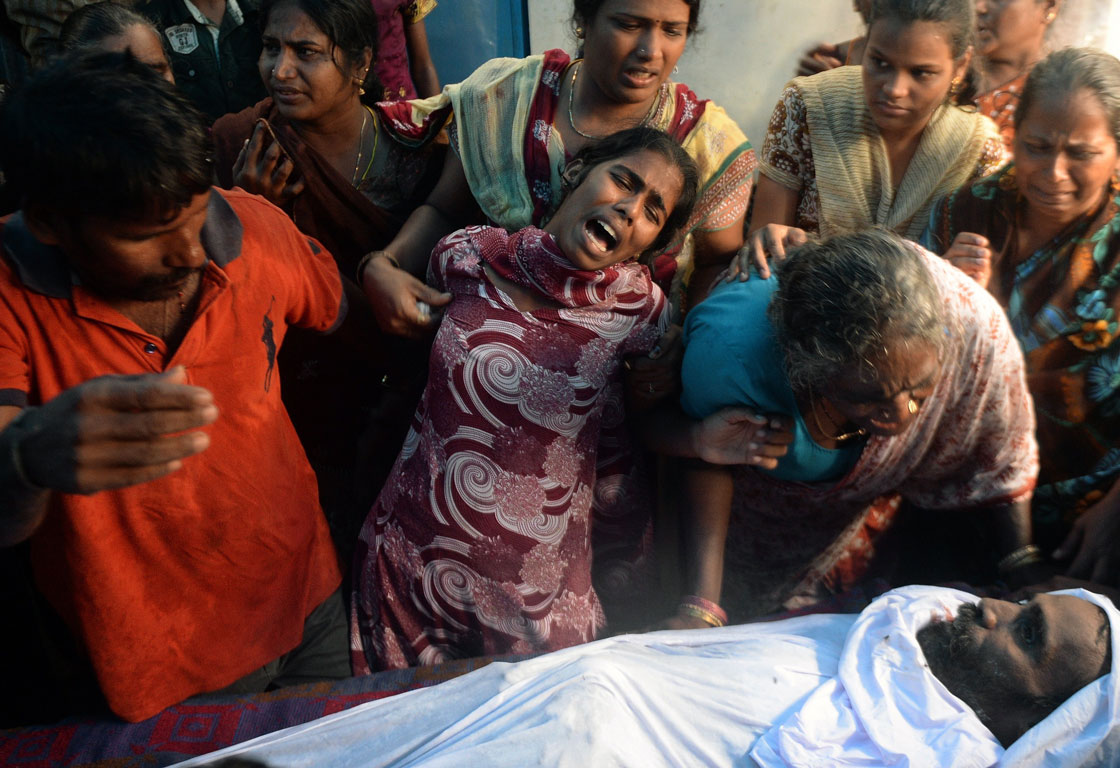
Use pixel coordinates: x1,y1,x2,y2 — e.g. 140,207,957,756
527,0,1120,153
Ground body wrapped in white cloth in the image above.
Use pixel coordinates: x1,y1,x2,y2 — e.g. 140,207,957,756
175,586,1118,767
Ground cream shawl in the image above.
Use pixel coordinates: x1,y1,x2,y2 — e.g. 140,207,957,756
796,66,1000,240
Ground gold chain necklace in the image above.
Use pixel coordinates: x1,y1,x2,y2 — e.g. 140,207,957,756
355,106,379,186
351,106,369,185
807,388,868,443
566,61,668,140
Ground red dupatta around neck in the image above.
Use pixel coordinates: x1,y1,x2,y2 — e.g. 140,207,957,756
476,226,660,318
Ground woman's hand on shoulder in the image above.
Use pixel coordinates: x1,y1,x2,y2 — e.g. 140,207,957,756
728,224,809,282
944,232,992,289
797,42,844,76
692,407,793,468
359,251,452,338
232,120,306,206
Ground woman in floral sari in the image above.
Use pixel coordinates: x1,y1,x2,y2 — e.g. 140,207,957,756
926,48,1120,583
351,128,696,669
362,0,754,618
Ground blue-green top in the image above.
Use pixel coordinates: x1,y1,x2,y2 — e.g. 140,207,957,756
680,276,861,484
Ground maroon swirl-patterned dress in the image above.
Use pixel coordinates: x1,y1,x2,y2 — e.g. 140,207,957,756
351,226,668,672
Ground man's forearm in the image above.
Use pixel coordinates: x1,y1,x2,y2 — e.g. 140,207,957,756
988,499,1033,558
0,409,50,547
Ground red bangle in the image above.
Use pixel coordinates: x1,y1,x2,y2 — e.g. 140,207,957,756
679,595,728,625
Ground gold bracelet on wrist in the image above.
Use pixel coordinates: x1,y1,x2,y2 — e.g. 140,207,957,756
677,603,726,628
997,544,1043,574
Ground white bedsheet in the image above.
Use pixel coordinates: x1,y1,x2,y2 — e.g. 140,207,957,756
175,614,852,767
175,586,1120,767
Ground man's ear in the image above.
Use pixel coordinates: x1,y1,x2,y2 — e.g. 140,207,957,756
560,158,586,191
23,205,68,246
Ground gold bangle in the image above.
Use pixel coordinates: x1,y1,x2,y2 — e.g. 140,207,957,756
997,544,1042,574
677,603,725,628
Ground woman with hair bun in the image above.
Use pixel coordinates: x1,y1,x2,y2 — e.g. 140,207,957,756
210,0,444,560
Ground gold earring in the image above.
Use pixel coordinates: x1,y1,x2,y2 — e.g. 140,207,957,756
575,25,584,38
356,75,366,96
1045,11,1056,22
907,399,919,415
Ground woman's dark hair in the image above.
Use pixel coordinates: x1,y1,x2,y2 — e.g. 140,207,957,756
60,1,162,51
0,50,211,219
260,0,381,102
1016,47,1120,147
769,229,946,394
572,0,701,37
868,0,979,103
559,126,700,259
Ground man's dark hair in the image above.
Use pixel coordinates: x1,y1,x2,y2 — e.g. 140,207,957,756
60,1,163,53
559,126,700,259
0,50,211,220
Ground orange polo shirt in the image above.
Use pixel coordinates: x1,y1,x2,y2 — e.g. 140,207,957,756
0,189,343,722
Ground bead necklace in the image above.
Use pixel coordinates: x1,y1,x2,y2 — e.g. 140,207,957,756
566,61,669,140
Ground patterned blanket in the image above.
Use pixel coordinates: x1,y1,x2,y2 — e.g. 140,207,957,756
0,656,517,768
0,583,906,768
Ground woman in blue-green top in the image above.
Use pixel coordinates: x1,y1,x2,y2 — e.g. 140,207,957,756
643,229,1041,623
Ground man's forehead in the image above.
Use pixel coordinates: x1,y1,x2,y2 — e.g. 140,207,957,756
1038,595,1110,694
82,190,212,234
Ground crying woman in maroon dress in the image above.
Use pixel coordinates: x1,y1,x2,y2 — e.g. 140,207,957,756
351,127,699,671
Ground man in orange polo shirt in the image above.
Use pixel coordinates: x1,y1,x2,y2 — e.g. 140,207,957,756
0,52,349,722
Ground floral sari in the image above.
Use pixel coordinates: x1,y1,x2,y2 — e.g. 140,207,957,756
927,164,1120,551
377,49,755,615
350,226,667,671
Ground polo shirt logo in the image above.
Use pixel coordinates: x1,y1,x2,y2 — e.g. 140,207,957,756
165,23,200,55
262,296,277,392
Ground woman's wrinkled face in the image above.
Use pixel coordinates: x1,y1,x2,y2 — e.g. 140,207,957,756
544,148,683,270
258,2,368,124
102,24,174,84
822,338,941,437
974,0,1053,61
579,0,690,107
862,18,969,136
1014,87,1119,228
